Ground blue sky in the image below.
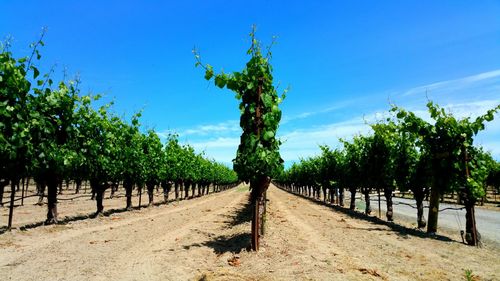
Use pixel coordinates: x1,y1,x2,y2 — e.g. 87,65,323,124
2,1,500,166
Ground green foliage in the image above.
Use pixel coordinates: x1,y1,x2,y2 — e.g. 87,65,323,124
29,81,80,177
392,101,500,201
0,35,237,190
161,133,237,184
280,100,499,205
464,269,476,281
0,35,44,180
194,27,285,182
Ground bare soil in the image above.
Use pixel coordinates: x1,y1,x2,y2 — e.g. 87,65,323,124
0,184,498,281
1,185,174,229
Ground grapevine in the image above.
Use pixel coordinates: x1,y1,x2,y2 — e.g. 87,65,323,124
194,27,285,250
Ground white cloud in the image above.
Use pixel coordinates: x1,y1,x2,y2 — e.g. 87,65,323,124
279,116,374,162
281,97,363,124
155,121,241,165
189,137,239,149
402,69,500,97
179,120,240,136
179,137,239,165
438,99,500,120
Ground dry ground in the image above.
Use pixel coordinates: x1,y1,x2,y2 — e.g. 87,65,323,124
0,184,498,281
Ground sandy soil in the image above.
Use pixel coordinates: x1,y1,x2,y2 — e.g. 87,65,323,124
0,184,498,281
1,185,178,229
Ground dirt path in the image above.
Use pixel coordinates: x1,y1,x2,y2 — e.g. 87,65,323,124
263,187,499,280
0,185,250,281
0,184,498,281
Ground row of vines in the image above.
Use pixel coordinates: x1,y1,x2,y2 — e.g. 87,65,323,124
0,33,238,229
276,101,500,246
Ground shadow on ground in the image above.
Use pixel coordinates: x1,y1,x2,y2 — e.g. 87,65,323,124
278,187,457,243
0,191,228,235
184,199,253,254
202,232,251,254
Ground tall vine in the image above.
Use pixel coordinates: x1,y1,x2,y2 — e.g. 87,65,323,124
194,27,285,250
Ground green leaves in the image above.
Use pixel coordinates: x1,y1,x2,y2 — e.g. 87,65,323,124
195,28,285,182
393,101,500,199
262,130,274,141
31,65,40,79
0,45,34,178
214,75,226,88
204,64,214,80
282,100,499,203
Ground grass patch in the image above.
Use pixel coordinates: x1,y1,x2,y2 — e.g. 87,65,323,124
236,185,249,193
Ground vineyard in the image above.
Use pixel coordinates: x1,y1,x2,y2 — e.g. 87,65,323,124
275,101,500,246
1,24,500,281
0,33,238,231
